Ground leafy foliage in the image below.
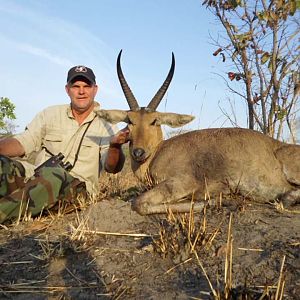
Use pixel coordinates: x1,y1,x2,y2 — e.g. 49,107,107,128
0,97,16,134
203,0,300,140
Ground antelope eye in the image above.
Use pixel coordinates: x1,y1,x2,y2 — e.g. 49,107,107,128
150,119,157,126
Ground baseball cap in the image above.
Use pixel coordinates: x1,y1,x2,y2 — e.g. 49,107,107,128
67,65,96,84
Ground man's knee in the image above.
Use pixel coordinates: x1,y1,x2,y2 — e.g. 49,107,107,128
34,166,84,199
0,156,26,197
0,155,25,176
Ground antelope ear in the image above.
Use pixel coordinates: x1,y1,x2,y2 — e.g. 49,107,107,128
155,112,195,128
95,109,129,124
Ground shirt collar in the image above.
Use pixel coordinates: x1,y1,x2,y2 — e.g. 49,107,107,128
67,102,100,123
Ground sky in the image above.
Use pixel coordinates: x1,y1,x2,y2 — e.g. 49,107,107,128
0,0,249,134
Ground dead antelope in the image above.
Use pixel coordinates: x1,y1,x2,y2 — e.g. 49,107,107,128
97,51,300,215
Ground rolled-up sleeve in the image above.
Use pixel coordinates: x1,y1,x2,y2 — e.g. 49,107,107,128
14,110,46,155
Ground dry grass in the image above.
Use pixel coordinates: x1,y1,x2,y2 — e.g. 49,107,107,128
152,201,222,262
98,171,142,202
272,200,300,214
151,197,288,300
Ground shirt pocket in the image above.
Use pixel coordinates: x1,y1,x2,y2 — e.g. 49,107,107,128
78,138,100,164
81,139,93,152
43,133,63,155
80,138,96,154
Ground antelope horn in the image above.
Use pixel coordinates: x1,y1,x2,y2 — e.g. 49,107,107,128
147,52,175,111
117,50,139,111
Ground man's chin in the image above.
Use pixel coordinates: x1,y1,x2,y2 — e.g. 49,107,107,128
72,102,94,113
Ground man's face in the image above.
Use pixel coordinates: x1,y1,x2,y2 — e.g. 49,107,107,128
65,79,98,113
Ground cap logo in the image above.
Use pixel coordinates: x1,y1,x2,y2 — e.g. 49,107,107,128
75,66,87,73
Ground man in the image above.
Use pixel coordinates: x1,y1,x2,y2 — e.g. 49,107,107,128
0,65,128,223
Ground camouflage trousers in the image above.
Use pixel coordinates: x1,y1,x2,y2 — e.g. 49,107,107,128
0,155,86,224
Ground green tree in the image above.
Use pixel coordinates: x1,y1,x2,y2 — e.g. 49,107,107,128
203,0,300,140
0,97,17,135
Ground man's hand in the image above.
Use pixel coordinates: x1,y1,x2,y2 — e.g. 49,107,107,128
105,127,129,173
109,127,130,147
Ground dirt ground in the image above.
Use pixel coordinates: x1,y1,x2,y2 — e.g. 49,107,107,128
0,171,299,299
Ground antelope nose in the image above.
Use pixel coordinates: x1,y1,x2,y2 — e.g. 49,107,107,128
132,148,145,159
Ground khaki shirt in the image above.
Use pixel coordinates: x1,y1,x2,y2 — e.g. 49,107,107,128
14,103,118,195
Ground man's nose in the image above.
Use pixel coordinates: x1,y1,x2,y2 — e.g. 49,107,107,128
79,87,85,94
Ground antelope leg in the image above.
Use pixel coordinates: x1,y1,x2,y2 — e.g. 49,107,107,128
132,201,207,215
132,177,201,215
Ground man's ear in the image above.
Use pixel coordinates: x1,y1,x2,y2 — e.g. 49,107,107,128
65,85,70,96
96,109,130,124
93,84,99,96
155,112,195,128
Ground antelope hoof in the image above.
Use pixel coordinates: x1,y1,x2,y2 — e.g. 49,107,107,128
131,198,149,215
281,190,300,207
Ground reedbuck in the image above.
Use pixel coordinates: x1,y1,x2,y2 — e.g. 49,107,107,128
97,51,300,215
